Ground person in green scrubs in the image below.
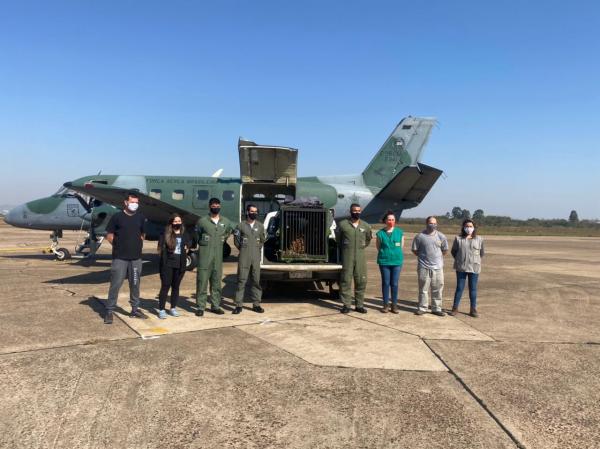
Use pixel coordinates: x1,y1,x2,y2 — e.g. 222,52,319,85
375,210,404,314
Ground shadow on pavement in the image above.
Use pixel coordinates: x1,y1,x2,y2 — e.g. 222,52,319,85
44,259,160,285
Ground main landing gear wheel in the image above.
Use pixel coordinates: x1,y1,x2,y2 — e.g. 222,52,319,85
328,281,340,299
55,248,72,261
223,242,231,259
186,253,198,271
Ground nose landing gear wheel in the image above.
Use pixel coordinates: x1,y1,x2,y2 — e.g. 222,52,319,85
55,248,72,261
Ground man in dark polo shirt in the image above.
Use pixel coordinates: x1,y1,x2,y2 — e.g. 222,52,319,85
103,192,148,324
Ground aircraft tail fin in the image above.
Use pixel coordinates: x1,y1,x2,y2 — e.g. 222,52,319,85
362,117,436,190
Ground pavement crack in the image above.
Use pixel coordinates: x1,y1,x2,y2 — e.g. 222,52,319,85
0,336,137,358
491,339,600,346
423,340,526,449
48,283,77,297
347,314,422,338
451,315,497,341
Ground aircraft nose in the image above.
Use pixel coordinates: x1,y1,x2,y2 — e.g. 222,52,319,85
4,204,26,227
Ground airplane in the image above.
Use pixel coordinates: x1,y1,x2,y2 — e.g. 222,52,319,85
4,116,443,263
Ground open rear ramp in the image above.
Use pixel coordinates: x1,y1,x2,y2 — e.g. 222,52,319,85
375,163,443,205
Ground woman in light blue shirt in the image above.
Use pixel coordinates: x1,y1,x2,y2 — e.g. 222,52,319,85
375,211,404,313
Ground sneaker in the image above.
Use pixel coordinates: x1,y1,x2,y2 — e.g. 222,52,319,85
104,311,113,324
432,310,446,317
415,309,425,316
169,308,180,317
381,304,389,314
158,309,168,319
470,308,479,318
130,308,148,319
448,307,458,316
390,304,399,314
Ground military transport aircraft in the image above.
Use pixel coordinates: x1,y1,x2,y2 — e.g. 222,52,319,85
5,116,443,261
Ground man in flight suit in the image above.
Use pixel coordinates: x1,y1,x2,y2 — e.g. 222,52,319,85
232,204,265,314
336,203,372,314
195,198,233,316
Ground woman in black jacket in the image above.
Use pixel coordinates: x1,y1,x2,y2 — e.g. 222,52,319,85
157,213,191,319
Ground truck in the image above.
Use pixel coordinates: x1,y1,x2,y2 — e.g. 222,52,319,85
238,139,342,296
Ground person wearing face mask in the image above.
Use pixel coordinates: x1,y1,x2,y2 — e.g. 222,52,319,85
103,192,148,324
411,216,449,316
336,203,372,314
375,210,404,314
156,213,192,319
450,219,485,317
195,198,234,316
232,204,266,314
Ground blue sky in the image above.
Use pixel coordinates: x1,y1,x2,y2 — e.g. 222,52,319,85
1,0,598,219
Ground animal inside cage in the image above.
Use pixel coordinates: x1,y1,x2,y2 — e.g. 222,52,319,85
279,206,328,262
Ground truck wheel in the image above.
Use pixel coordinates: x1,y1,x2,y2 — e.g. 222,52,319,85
260,280,272,298
55,248,71,261
186,253,198,271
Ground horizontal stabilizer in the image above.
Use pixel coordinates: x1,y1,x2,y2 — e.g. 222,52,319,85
63,182,200,225
375,163,443,205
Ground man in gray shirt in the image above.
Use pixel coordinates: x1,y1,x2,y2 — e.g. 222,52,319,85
411,216,448,316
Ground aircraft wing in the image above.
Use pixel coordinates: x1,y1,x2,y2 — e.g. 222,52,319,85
375,163,443,205
63,181,200,225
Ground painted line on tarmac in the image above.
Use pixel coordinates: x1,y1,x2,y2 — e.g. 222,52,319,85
0,247,50,253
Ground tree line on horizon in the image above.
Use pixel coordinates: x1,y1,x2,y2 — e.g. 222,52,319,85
403,207,599,228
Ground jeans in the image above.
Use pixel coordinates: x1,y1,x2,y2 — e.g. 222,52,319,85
379,265,402,306
453,271,479,309
417,267,444,312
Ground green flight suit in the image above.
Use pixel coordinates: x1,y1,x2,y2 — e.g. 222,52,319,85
233,220,265,307
336,218,372,308
196,215,233,310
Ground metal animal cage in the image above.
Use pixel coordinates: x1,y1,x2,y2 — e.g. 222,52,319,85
279,206,328,263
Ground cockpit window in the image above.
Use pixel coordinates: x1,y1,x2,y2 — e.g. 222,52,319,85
52,186,91,204
53,186,69,196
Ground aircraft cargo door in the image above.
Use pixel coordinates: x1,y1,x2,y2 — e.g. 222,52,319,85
238,139,298,185
238,139,298,221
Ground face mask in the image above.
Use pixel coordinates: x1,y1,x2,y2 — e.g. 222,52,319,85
172,224,182,230
127,202,139,212
210,207,220,215
427,223,437,231
464,227,474,235
351,212,361,220
247,213,258,220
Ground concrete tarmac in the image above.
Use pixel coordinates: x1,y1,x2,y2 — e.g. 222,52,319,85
0,221,598,448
